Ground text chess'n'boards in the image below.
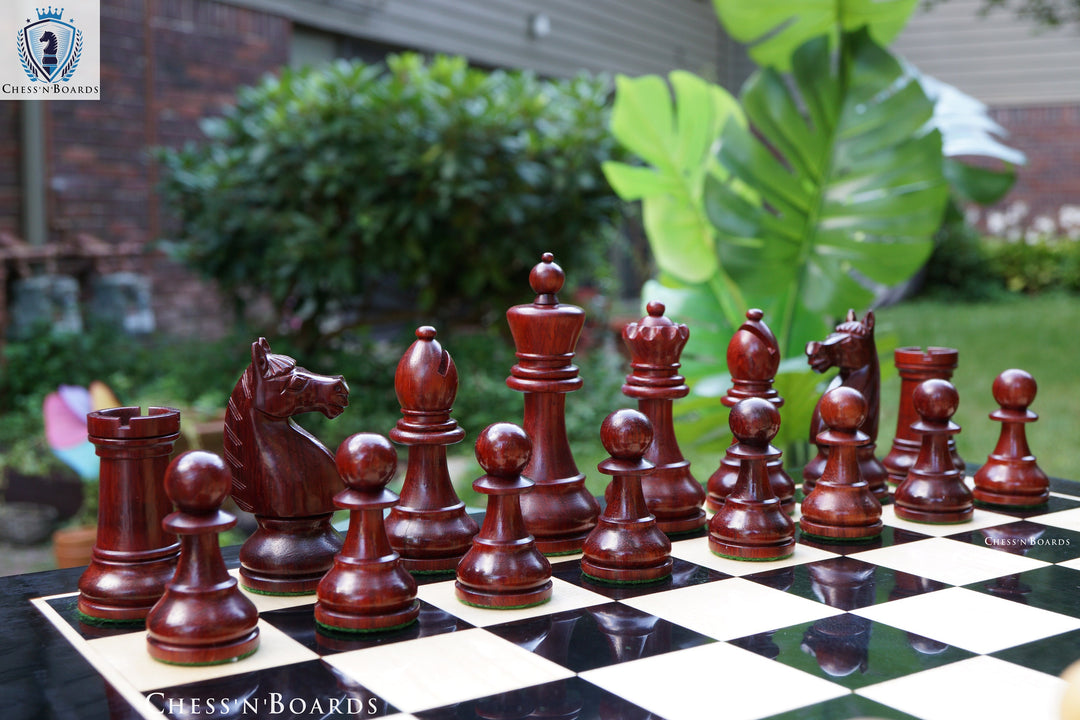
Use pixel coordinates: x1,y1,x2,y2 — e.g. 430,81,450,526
32,478,1080,720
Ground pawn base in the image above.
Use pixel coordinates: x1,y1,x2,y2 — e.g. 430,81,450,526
147,628,260,666
799,517,883,542
708,536,794,561
973,487,1049,509
894,505,973,524
314,600,420,633
454,580,553,609
580,557,672,584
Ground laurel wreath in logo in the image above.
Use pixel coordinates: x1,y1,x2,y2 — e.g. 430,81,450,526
16,28,82,83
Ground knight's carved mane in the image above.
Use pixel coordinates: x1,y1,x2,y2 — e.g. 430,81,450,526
39,31,58,54
224,352,296,513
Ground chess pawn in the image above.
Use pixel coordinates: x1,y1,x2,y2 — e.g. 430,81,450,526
708,398,796,560
79,407,180,624
799,387,883,541
706,309,795,514
582,409,673,583
620,301,705,534
973,369,1050,508
385,327,479,572
506,253,599,554
316,433,420,632
883,346,964,484
456,423,553,609
894,379,973,523
147,451,259,665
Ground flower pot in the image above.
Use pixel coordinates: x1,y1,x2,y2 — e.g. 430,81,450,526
52,525,97,569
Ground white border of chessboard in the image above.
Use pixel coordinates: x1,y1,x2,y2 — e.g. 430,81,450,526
30,488,1080,720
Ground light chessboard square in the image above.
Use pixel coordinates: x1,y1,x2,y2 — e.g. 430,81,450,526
415,575,609,627
878,504,1018,537
669,534,838,576
847,536,1049,585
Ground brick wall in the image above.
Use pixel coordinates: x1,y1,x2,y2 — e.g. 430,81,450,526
0,104,20,235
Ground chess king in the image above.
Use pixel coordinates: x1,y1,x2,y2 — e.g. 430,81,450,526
225,338,350,595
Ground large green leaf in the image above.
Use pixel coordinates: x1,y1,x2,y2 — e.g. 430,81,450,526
713,0,919,71
704,30,949,358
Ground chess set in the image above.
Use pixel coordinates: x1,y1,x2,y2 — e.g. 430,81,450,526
25,252,1080,720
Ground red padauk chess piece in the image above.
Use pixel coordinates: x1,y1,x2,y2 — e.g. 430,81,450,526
973,369,1049,507
456,423,553,609
506,253,599,555
146,451,259,665
620,301,704,534
316,433,419,632
385,326,478,572
78,406,180,624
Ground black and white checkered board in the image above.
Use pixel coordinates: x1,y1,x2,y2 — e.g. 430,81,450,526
32,482,1080,720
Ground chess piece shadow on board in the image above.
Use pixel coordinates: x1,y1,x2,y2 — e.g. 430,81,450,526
456,423,553,609
225,338,350,595
803,310,888,500
146,451,260,665
973,368,1049,508
316,433,419,633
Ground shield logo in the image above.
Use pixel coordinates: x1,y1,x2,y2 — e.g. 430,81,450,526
18,9,82,83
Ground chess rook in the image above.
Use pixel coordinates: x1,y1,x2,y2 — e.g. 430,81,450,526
227,339,349,595
707,309,795,514
582,409,672,583
385,327,478,572
799,387,883,541
708,398,795,560
506,252,599,555
78,406,180,624
883,346,963,484
620,301,705,534
316,433,419,632
894,379,973,523
146,451,259,665
456,423,553,608
802,310,888,500
973,369,1049,508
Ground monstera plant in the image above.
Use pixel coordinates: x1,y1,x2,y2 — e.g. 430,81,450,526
603,0,1020,455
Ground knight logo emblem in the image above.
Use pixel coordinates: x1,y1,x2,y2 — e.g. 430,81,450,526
17,6,82,83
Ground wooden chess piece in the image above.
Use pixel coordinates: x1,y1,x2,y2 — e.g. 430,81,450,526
706,309,795,514
973,369,1050,508
147,451,260,665
78,406,180,624
620,301,705,534
803,310,888,500
883,346,964,484
385,327,479,572
708,398,796,560
456,423,553,608
226,338,350,595
506,252,599,555
582,409,672,583
894,379,973,523
316,433,419,632
800,387,883,541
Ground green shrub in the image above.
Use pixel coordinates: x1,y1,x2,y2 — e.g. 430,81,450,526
919,201,1005,301
985,236,1080,294
158,53,627,352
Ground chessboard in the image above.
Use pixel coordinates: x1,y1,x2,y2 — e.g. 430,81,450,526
28,479,1080,720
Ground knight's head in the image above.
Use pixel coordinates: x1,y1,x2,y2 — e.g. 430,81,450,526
250,337,349,419
39,30,56,42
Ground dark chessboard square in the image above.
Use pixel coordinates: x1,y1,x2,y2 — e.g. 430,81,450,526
945,520,1080,563
743,556,948,611
728,615,974,690
260,599,472,655
760,692,921,720
798,524,931,555
412,676,666,719
484,601,715,672
977,492,1080,518
549,555,729,601
964,564,1080,619
145,658,398,718
45,593,146,641
992,627,1080,678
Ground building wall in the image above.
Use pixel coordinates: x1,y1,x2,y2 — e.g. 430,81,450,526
893,1,1080,232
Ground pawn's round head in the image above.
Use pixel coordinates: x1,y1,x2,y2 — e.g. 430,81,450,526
335,433,398,491
729,397,781,445
165,451,231,514
600,408,653,460
529,252,564,297
913,378,959,421
992,368,1037,410
476,422,532,477
820,386,867,433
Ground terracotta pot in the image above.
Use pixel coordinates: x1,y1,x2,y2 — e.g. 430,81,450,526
52,525,97,569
